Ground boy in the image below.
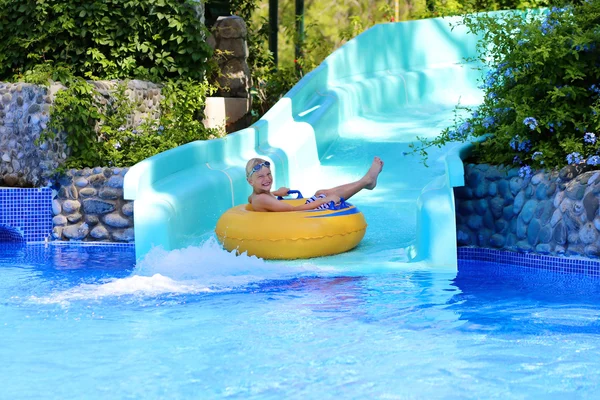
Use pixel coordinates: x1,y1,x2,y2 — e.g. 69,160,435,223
246,157,384,212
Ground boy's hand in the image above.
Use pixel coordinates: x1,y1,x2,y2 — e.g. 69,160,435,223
326,195,341,204
272,187,290,197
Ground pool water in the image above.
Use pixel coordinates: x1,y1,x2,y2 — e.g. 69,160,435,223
2,241,600,399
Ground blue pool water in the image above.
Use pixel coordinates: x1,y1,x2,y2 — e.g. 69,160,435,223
2,241,600,399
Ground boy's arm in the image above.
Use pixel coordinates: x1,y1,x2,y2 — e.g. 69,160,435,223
271,187,290,197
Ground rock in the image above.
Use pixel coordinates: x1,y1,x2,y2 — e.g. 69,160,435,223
509,177,523,195
52,215,67,226
539,225,552,243
589,172,600,185
79,188,97,197
546,183,557,197
516,240,532,252
477,229,492,247
553,190,565,208
90,225,110,240
539,201,554,226
103,213,130,228
520,199,538,224
535,243,552,254
457,229,472,246
458,200,473,215
503,205,513,221
579,222,598,245
490,234,506,248
454,186,472,199
52,199,61,216
565,182,586,200
513,191,526,214
595,217,600,231
99,187,121,200
555,245,566,254
568,232,580,245
551,209,562,227
525,186,534,198
473,199,487,216
3,174,18,186
489,196,504,219
585,245,600,258
88,174,106,187
559,197,572,213
74,177,89,187
531,173,544,185
583,192,599,222
103,168,113,178
112,228,135,242
485,167,505,181
82,199,115,215
58,185,78,200
62,223,90,240
488,182,497,196
215,16,248,39
85,215,99,226
535,183,548,200
483,209,495,230
467,215,483,230
516,215,528,239
52,226,63,240
474,181,488,198
62,200,81,213
122,202,134,216
553,222,566,244
495,219,509,234
506,233,518,248
498,180,510,198
67,213,82,223
527,219,541,246
107,175,124,188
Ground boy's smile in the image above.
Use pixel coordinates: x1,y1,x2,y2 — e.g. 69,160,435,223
249,166,272,193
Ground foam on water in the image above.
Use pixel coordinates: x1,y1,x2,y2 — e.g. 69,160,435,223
33,237,338,304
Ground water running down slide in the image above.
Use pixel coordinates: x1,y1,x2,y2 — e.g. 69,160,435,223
124,16,485,268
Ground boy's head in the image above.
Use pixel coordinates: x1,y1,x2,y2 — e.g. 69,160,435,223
246,158,272,193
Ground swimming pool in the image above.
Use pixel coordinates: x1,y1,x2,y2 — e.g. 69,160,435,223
2,240,600,399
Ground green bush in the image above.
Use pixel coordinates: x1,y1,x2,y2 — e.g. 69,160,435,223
39,74,222,169
409,1,600,175
0,0,213,81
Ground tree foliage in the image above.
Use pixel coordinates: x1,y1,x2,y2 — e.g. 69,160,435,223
0,0,213,81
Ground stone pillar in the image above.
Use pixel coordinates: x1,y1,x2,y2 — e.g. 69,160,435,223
205,16,252,133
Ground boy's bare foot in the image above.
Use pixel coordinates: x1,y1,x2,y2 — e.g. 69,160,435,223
364,157,384,190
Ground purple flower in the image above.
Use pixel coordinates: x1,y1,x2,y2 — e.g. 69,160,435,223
584,132,596,144
566,152,583,165
532,151,544,165
587,155,600,166
113,142,121,150
117,126,126,132
523,117,538,130
482,116,495,128
519,165,532,178
513,155,522,165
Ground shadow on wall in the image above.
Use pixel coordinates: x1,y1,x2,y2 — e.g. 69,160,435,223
0,225,25,243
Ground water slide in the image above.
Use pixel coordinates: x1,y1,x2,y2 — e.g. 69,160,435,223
123,15,485,269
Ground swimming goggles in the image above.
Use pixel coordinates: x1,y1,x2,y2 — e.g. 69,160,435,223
247,161,270,177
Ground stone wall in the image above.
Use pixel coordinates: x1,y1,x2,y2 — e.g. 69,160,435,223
455,164,600,258
0,82,67,187
0,80,163,188
52,167,134,242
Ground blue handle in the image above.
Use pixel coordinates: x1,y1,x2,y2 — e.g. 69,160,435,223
328,197,350,210
277,190,304,200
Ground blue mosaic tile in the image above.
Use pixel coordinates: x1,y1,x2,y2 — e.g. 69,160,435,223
457,247,600,277
0,188,52,243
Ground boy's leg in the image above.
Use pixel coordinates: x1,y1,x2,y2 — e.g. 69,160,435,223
315,157,384,201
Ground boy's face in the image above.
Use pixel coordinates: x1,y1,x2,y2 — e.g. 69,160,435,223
248,166,272,193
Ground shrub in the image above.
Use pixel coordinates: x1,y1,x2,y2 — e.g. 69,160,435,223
0,0,213,82
409,2,600,175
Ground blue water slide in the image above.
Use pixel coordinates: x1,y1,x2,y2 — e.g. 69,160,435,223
124,15,485,267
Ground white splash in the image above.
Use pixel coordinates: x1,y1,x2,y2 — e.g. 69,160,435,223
33,237,337,304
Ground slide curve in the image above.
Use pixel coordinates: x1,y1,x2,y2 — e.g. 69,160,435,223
124,15,486,268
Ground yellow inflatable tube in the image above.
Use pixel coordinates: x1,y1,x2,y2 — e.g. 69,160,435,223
215,199,367,259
